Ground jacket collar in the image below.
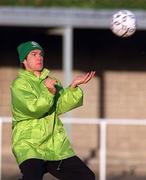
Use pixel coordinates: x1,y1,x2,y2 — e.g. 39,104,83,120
19,68,50,80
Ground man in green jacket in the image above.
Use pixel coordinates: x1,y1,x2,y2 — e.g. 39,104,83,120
11,41,95,180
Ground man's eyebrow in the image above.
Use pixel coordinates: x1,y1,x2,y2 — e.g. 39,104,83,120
31,50,42,53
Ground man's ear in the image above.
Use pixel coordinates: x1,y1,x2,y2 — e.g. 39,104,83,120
21,59,27,69
23,59,27,65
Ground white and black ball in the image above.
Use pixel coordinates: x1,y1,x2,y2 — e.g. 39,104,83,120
111,10,136,38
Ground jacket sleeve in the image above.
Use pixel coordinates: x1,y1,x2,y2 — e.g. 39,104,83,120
11,79,55,120
56,86,83,115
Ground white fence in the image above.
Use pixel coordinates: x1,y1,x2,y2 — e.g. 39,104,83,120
1,117,146,180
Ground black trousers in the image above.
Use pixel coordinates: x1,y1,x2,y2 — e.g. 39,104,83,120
19,156,95,180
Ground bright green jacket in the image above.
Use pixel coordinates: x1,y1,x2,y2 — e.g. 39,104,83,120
11,68,83,165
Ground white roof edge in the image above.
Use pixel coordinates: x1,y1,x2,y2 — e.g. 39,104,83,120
0,7,145,29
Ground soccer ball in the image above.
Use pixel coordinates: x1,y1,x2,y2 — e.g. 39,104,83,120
111,10,136,38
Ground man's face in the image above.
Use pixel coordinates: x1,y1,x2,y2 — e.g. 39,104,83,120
23,49,44,72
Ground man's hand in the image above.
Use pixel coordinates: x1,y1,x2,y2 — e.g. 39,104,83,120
70,71,96,88
44,77,57,95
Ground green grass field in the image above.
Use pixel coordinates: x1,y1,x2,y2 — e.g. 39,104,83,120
0,0,146,9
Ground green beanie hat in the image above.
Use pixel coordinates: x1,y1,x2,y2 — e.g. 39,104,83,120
17,41,44,62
